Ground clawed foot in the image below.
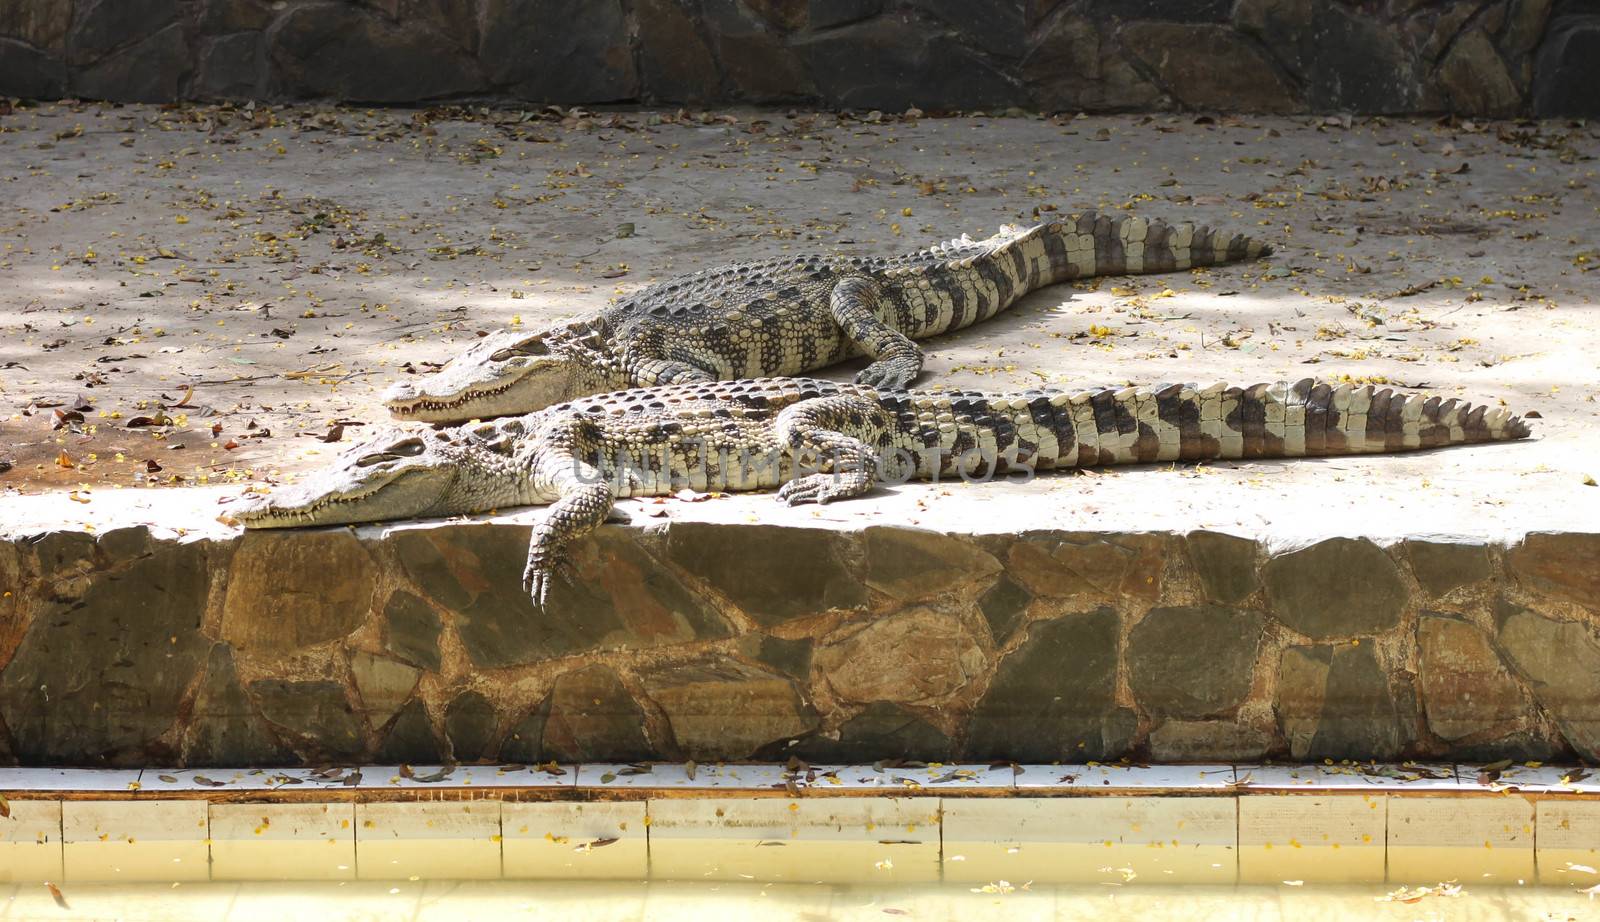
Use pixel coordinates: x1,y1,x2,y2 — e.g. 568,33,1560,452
778,473,862,506
521,554,577,608
854,360,918,390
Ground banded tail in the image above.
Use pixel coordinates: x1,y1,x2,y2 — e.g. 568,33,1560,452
994,212,1272,286
930,379,1529,473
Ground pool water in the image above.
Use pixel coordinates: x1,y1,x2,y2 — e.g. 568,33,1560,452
0,880,1591,921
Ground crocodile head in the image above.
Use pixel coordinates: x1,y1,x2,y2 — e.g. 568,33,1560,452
384,329,577,422
232,429,528,528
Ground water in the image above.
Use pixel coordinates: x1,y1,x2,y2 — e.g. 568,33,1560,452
0,880,1591,921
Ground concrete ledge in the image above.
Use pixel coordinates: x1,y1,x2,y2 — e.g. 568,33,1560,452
0,763,1594,885
2,485,1599,767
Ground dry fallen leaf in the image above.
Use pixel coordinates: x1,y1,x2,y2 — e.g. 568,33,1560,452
126,414,173,428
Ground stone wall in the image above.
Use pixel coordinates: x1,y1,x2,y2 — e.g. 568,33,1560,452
0,0,1597,116
2,520,1599,767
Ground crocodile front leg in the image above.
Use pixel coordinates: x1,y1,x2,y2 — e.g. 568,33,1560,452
772,393,898,506
524,417,618,608
830,277,924,390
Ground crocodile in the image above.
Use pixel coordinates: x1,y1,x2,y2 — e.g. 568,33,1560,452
239,376,1530,608
382,213,1272,422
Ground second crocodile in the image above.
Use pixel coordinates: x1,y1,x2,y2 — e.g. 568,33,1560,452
383,214,1271,422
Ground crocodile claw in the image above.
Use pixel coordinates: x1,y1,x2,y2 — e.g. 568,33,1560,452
777,474,849,506
854,361,917,391
522,555,578,609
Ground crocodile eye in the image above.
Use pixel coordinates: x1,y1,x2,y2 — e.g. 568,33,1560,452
490,340,551,362
354,437,425,466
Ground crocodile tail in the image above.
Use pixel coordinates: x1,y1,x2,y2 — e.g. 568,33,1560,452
1023,379,1530,467
1025,212,1272,283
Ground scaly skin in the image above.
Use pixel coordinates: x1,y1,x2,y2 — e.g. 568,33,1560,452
239,377,1531,609
382,214,1271,422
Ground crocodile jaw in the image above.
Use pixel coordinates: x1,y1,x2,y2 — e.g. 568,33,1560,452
383,371,565,422
234,467,458,528
384,332,576,422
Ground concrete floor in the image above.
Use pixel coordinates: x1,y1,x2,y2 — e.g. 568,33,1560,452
1,103,1597,538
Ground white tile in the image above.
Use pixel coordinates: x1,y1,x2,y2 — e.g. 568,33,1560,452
1469,763,1600,794
1236,763,1458,792
1387,794,1534,885
1238,795,1384,884
209,802,356,881
575,763,795,791
0,799,63,883
502,801,647,880
61,800,210,882
1537,799,1600,887
646,796,940,883
363,764,577,790
942,796,1237,885
143,767,360,793
804,763,1013,792
0,768,144,793
575,762,1010,794
1013,763,1236,792
141,765,576,793
355,800,502,880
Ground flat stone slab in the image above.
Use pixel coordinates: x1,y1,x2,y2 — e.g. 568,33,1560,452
0,104,1596,509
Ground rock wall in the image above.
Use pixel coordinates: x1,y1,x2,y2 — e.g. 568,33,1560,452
0,0,1597,116
2,521,1598,767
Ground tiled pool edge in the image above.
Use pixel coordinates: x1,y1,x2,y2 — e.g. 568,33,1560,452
3,763,1596,886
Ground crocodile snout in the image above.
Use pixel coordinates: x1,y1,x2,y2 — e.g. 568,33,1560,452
382,380,419,404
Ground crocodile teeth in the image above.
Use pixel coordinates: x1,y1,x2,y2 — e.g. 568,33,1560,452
394,380,521,416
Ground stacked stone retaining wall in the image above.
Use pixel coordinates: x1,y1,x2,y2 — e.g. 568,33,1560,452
2,521,1598,767
1,0,1597,116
